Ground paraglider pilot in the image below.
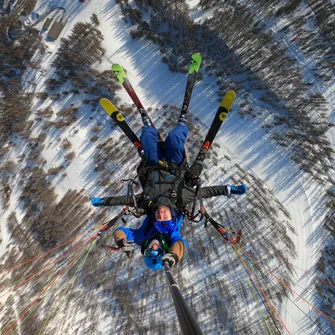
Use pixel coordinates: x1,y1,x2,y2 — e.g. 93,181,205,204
92,119,246,270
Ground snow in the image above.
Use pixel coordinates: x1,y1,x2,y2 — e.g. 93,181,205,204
221,109,326,332
1,0,334,334
325,82,335,183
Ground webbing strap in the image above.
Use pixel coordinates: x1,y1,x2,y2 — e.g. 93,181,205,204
159,233,170,252
190,178,201,218
123,178,143,217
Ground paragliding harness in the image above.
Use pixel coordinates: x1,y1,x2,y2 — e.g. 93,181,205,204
137,158,189,209
95,160,241,252
93,159,187,253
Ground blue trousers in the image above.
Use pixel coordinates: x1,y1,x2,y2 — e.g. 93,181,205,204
140,125,188,166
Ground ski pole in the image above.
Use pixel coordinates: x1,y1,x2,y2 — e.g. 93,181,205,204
164,263,204,335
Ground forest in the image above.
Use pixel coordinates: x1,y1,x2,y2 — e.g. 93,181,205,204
0,0,334,334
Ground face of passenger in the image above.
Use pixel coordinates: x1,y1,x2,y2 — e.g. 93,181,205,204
144,238,162,258
155,206,172,222
150,242,159,250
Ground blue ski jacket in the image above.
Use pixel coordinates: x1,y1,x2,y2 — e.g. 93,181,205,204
114,212,188,247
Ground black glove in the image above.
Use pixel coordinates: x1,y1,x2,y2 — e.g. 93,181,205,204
162,253,178,267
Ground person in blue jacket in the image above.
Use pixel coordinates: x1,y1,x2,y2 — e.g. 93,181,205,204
93,117,246,270
113,121,192,271
113,204,187,271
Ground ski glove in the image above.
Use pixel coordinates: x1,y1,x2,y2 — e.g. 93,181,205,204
92,197,105,206
115,238,134,251
162,253,178,267
123,241,135,253
115,238,135,258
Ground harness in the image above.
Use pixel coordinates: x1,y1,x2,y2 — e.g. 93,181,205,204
97,171,241,254
138,159,189,209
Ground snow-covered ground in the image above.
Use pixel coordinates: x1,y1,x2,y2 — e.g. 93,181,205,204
222,108,326,333
1,0,334,334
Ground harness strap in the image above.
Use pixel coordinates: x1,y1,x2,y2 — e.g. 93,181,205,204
159,233,170,252
139,160,189,181
123,178,143,217
146,187,175,208
190,178,201,218
143,164,186,208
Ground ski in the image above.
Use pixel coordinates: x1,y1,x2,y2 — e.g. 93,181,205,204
180,53,202,116
179,53,202,166
99,98,145,158
111,64,164,142
196,90,236,161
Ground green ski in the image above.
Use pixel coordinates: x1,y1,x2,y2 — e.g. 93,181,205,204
180,53,202,115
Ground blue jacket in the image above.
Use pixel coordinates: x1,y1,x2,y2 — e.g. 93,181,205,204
114,212,188,248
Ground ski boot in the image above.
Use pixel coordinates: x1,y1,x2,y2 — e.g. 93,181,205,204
92,197,105,206
139,108,150,126
226,184,247,198
178,113,188,126
196,148,207,162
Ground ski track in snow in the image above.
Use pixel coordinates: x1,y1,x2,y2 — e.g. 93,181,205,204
1,0,333,334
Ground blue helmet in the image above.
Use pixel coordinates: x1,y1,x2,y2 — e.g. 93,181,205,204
143,253,164,271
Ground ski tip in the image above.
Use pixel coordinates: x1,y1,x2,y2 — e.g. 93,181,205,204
189,53,202,74
99,98,118,116
192,52,201,60
99,97,109,105
220,90,236,111
111,64,126,84
111,63,122,71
